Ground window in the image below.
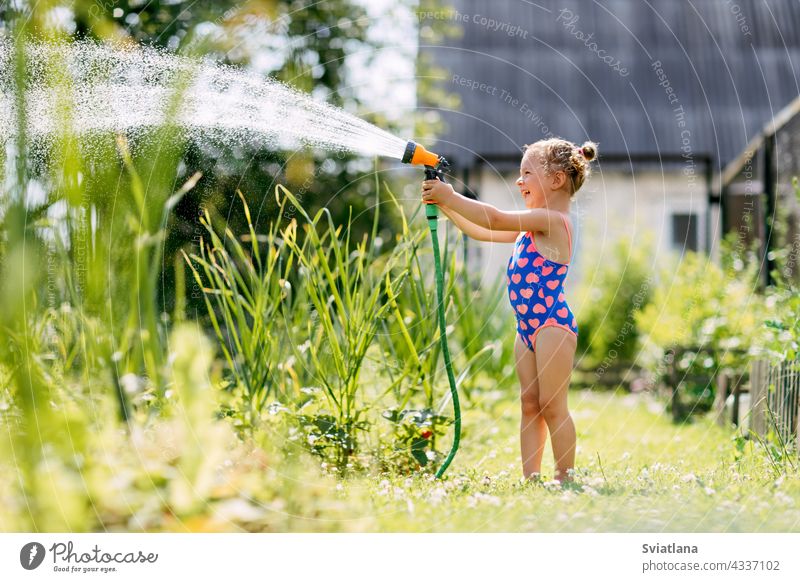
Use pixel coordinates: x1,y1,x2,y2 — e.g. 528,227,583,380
672,213,698,252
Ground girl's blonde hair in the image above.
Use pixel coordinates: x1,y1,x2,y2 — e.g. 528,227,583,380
523,137,598,197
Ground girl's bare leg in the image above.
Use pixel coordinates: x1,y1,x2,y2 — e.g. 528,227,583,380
514,334,547,480
534,327,577,483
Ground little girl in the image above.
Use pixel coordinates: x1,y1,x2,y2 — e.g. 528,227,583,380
421,137,597,484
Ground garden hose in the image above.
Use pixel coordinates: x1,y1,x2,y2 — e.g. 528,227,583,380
425,195,462,479
402,140,461,479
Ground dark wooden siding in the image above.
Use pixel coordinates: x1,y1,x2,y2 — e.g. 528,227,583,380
420,0,800,170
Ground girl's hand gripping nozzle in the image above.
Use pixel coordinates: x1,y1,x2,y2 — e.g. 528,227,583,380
401,140,451,231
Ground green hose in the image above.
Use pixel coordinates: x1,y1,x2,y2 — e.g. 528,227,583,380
425,203,461,479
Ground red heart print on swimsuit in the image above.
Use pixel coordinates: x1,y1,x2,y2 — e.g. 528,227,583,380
511,273,521,284
545,317,557,325
525,272,539,283
526,243,536,253
520,288,534,299
528,318,540,328
546,279,559,290
538,288,545,298
557,265,567,275
517,257,529,268
517,304,528,314
557,307,568,318
533,303,547,314
558,292,565,302
533,256,545,267
520,320,528,330
541,265,554,276
545,295,554,307
510,290,517,300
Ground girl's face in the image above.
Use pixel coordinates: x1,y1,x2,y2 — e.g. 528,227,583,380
516,151,550,209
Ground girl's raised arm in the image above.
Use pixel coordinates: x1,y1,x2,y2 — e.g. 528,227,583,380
439,205,519,243
444,191,559,235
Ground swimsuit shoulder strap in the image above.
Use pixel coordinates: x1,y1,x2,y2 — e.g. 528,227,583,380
561,213,572,259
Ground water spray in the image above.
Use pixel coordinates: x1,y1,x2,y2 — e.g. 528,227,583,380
401,141,461,479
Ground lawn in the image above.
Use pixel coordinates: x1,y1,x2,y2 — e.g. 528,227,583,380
113,388,798,534
319,390,800,533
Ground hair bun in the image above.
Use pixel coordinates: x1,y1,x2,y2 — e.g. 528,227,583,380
580,141,597,161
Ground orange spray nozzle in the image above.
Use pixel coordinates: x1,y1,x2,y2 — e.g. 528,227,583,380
401,141,447,168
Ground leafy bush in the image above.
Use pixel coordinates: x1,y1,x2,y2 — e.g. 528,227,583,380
760,177,800,363
636,236,763,372
575,233,655,372
634,230,768,418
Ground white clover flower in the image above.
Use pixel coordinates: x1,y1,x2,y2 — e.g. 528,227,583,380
428,486,446,505
681,472,697,483
468,493,501,507
120,373,145,395
588,477,605,488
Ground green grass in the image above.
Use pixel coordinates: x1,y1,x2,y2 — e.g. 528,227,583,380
318,390,800,533
5,382,795,532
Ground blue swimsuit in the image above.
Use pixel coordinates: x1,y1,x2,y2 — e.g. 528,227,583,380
507,213,578,352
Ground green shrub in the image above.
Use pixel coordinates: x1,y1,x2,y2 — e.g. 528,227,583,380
575,233,655,372
637,232,764,370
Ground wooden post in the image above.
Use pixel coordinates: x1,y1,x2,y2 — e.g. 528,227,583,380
794,360,800,457
792,360,800,453
669,347,681,422
714,372,729,427
749,359,768,438
732,372,741,427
